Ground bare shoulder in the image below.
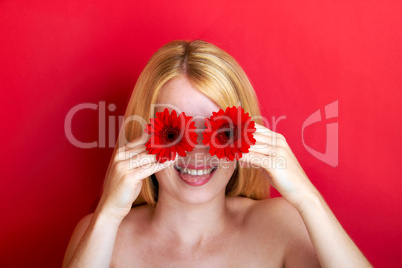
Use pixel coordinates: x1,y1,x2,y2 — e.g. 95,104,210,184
118,204,154,236
124,203,153,224
245,197,320,267
224,195,297,226
242,197,299,242
246,196,299,221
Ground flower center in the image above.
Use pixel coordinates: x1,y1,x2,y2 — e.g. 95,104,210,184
217,123,238,145
161,126,180,145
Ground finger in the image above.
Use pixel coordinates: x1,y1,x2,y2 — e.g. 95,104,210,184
125,152,158,170
252,132,287,148
248,143,277,155
253,123,285,140
117,142,143,154
121,151,179,171
117,134,149,153
239,151,276,170
238,152,266,169
134,159,176,178
248,142,295,161
239,151,278,186
254,131,297,161
254,122,273,135
113,154,157,175
114,145,147,162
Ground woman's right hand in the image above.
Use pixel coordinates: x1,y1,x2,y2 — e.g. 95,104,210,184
95,135,175,223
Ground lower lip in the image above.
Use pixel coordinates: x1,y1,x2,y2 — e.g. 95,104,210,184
175,168,217,186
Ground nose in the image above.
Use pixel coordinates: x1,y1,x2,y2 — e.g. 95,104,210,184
188,118,207,146
180,134,211,166
182,118,209,156
176,120,215,166
189,127,208,151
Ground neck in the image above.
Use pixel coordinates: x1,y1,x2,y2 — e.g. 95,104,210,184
150,190,230,248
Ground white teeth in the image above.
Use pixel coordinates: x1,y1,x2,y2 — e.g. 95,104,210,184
176,167,215,175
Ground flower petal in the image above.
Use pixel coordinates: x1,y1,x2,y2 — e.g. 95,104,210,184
176,144,187,156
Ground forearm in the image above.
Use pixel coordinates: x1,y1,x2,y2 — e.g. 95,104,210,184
66,210,121,268
298,193,373,268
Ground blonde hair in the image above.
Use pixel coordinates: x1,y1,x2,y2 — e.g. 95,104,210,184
104,39,271,208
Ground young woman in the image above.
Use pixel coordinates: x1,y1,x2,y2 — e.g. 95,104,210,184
62,39,372,267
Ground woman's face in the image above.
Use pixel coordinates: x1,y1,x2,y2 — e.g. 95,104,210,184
153,75,236,205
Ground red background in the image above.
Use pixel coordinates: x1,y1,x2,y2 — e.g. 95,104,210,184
1,1,401,267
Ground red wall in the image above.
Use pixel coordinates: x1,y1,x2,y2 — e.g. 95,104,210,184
1,1,401,267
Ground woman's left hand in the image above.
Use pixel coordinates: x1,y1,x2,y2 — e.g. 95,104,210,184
239,122,321,212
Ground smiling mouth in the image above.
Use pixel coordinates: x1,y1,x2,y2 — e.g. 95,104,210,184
174,166,218,175
174,165,218,186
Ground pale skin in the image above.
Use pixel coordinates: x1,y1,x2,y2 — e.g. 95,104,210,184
62,75,373,267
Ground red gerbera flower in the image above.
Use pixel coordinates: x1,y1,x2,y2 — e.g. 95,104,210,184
145,108,197,163
202,106,256,161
